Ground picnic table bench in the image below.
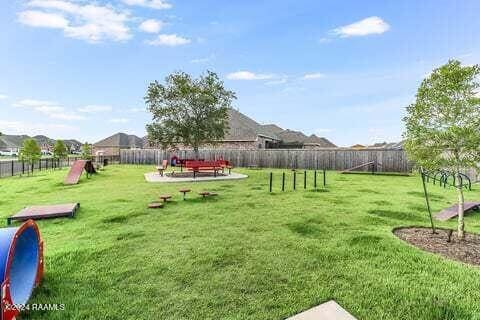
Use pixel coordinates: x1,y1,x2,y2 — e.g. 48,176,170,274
185,160,223,178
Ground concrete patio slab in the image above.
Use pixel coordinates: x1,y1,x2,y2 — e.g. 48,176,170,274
144,171,248,183
286,300,357,320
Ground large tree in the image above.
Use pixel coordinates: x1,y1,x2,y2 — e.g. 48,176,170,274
145,71,236,159
81,142,92,160
19,138,41,175
404,59,480,239
53,140,68,166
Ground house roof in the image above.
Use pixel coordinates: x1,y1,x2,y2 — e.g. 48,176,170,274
304,135,337,148
225,109,280,141
94,133,144,148
277,129,308,144
0,135,30,149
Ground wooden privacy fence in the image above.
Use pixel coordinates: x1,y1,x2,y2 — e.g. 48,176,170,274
120,149,414,173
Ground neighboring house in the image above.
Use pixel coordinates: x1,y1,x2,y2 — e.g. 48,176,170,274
104,109,337,152
350,144,366,150
367,141,404,150
93,133,144,156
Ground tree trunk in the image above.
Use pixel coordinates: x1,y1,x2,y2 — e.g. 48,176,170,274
456,172,465,240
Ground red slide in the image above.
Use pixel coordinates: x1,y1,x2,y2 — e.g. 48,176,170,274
64,160,87,185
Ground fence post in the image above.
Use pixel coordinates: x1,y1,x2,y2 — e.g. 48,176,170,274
269,172,273,193
323,169,326,187
11,160,14,176
22,161,25,175
314,170,317,189
304,170,307,189
282,172,285,191
293,170,296,190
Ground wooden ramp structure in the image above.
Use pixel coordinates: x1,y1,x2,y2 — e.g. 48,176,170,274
64,160,96,185
435,202,480,221
286,300,357,320
341,161,377,174
7,203,80,225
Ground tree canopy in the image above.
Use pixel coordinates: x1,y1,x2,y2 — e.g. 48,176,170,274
81,142,92,160
403,59,480,239
145,71,236,158
53,140,68,160
20,138,41,174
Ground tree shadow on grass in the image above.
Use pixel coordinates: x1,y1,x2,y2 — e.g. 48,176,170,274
368,209,423,222
407,191,444,200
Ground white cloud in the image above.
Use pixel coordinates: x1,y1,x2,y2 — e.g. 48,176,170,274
122,0,172,9
226,71,274,81
139,19,163,33
109,118,129,123
333,16,390,37
190,55,214,64
128,107,146,113
14,98,85,121
14,99,57,107
19,0,132,42
0,120,78,136
18,10,69,28
303,73,325,80
78,105,112,113
0,94,8,100
146,34,190,46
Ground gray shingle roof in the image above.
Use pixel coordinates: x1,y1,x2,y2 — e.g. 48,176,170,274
94,133,144,148
304,135,337,148
225,109,280,141
277,129,308,144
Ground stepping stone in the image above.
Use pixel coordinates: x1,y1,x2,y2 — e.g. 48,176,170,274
198,191,210,198
179,189,191,200
159,195,172,202
435,202,480,221
286,300,357,320
148,202,163,209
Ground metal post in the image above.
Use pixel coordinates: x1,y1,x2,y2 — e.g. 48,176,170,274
421,170,436,234
293,171,296,190
314,170,317,189
22,161,24,174
269,172,273,192
323,169,326,187
282,172,285,191
11,160,14,176
304,170,307,189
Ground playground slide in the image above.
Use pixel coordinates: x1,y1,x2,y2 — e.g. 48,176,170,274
0,220,44,320
64,160,87,185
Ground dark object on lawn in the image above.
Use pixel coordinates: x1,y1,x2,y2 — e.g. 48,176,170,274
64,160,96,185
198,191,210,198
447,229,453,243
7,203,80,225
0,220,44,320
179,189,191,200
148,202,163,209
103,158,109,167
159,195,172,202
435,202,480,221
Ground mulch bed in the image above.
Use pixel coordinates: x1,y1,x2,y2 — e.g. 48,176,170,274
393,227,480,266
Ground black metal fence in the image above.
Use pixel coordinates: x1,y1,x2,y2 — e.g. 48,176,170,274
0,155,120,178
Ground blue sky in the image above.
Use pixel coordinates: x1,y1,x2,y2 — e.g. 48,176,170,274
0,0,479,146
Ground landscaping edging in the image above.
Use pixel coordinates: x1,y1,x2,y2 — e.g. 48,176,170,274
393,226,480,266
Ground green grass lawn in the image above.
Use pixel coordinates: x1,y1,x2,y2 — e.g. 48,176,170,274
1,165,480,320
